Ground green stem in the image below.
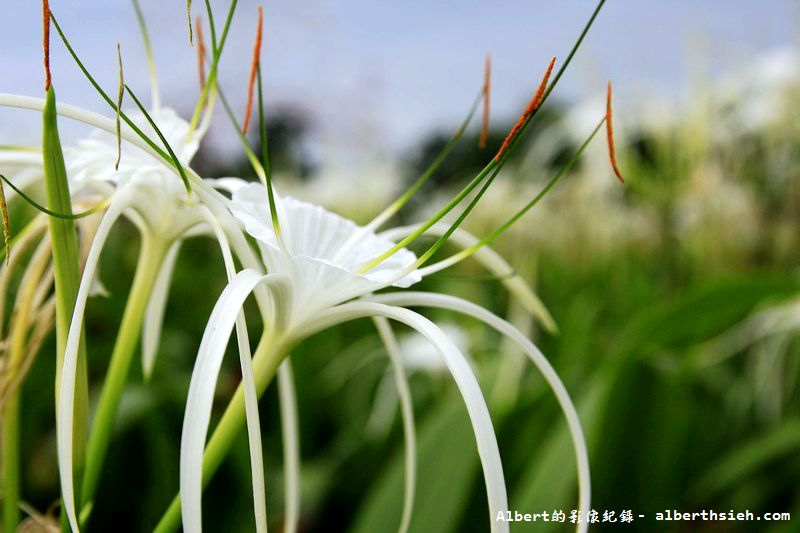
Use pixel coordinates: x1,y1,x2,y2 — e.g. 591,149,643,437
2,395,20,531
153,333,289,533
78,234,168,520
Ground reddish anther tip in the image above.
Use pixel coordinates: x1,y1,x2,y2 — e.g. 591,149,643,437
242,6,264,135
479,54,491,149
606,81,625,183
43,0,52,91
494,56,556,162
195,16,206,89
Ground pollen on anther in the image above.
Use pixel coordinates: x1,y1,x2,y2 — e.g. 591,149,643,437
494,56,556,162
479,54,491,149
242,6,264,135
42,0,52,91
606,81,625,183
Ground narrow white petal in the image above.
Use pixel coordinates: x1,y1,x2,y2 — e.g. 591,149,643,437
298,302,509,533
372,317,416,533
57,193,133,533
369,291,591,533
235,307,268,533
277,361,300,533
380,223,557,333
180,269,265,533
200,208,269,533
142,241,182,379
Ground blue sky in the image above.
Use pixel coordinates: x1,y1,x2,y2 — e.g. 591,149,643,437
0,1,796,157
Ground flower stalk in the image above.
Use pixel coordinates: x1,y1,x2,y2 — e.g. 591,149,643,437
78,235,169,521
154,332,291,533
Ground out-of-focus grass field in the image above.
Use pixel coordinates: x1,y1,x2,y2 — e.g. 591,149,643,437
15,50,800,532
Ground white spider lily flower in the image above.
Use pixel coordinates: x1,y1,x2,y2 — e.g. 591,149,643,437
0,90,276,533
23,102,268,532
228,182,421,320
65,107,206,238
178,177,591,533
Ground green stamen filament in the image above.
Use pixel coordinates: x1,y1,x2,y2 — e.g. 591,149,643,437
418,117,606,272
124,84,192,194
187,0,238,136
0,174,110,220
367,84,485,231
131,0,160,110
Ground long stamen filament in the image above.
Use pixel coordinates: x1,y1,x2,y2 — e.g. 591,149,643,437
124,84,192,193
365,84,485,232
203,0,218,51
358,56,555,275
187,0,239,136
215,87,286,251
356,159,498,274
256,65,281,239
418,117,606,273
0,174,110,220
130,0,160,110
50,14,171,164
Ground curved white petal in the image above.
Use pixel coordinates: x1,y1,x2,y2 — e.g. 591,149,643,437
57,192,135,533
142,241,182,379
277,361,300,533
368,291,590,533
380,222,557,333
180,270,290,533
297,302,509,533
201,208,270,533
372,317,416,533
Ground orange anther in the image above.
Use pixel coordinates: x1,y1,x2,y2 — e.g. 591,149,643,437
43,0,52,90
242,6,264,135
494,57,555,161
606,81,624,183
195,16,206,89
